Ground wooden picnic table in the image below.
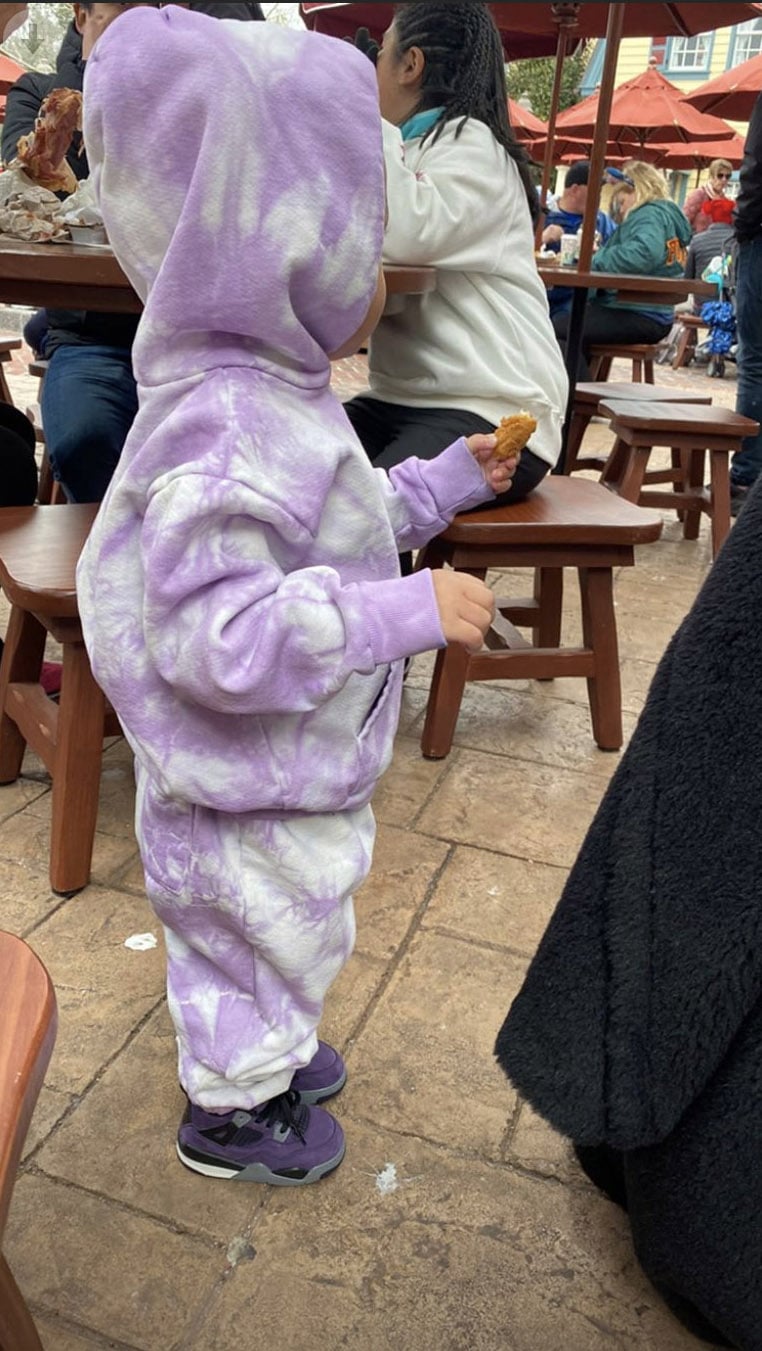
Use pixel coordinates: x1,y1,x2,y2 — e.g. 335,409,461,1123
0,238,435,313
536,264,716,309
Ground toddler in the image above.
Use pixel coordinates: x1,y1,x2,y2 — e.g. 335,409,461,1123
78,5,515,1184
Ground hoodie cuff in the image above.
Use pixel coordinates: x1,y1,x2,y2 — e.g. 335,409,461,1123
354,569,446,666
419,437,495,517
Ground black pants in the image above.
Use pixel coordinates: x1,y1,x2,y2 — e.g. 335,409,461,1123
552,304,671,382
344,396,550,508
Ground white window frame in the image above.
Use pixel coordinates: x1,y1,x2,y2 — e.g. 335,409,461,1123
732,18,762,66
665,34,712,73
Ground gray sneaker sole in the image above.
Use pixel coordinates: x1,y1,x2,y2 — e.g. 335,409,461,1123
176,1139,345,1185
295,1066,347,1106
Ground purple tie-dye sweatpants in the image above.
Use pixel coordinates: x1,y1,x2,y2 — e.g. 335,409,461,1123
137,768,376,1111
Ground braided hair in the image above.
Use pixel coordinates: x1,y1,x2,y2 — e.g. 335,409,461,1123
391,1,539,227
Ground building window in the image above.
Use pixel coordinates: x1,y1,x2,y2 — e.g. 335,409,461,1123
730,18,762,66
664,34,713,75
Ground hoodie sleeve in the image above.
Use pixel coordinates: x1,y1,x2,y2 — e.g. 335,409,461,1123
375,437,495,551
139,473,446,716
381,120,508,270
683,187,706,231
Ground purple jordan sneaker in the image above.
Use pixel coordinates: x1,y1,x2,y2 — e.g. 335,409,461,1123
290,1041,347,1105
177,1091,345,1184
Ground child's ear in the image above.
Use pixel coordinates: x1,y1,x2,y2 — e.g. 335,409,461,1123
399,45,424,87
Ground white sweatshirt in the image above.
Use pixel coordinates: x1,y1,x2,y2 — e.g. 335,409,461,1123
370,118,569,468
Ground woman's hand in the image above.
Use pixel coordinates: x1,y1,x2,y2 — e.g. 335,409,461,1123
467,433,518,497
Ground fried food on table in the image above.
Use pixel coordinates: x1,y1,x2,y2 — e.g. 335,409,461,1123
15,88,83,195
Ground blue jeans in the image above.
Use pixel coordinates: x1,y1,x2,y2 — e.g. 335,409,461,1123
732,236,762,488
41,344,138,503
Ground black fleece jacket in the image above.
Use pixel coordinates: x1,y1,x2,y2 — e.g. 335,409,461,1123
734,91,762,244
495,475,762,1349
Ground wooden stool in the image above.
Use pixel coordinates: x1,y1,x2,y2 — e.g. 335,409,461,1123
419,478,663,760
0,338,22,407
566,382,712,475
24,368,65,505
671,313,707,371
0,932,56,1351
589,344,658,383
599,401,760,559
0,505,120,895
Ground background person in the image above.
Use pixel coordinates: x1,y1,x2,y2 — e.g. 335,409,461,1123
542,159,617,319
1,4,156,503
345,0,568,525
552,161,691,381
684,157,734,235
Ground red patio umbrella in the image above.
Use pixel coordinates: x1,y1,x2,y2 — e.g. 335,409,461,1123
508,98,548,142
300,4,762,46
680,49,762,121
654,134,746,171
556,66,738,148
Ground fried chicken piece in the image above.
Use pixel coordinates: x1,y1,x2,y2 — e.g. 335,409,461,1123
16,88,83,195
493,412,537,461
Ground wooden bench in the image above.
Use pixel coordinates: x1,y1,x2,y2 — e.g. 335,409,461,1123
671,313,708,371
0,931,56,1351
418,477,663,760
599,401,760,559
589,343,659,383
0,505,119,895
566,382,713,476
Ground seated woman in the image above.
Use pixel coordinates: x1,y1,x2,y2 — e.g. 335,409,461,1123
553,161,692,381
344,1,568,512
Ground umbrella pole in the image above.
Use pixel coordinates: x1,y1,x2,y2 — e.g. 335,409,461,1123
556,3,626,474
535,16,575,248
578,4,625,271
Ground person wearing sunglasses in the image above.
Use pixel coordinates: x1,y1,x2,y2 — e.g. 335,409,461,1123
684,158,734,236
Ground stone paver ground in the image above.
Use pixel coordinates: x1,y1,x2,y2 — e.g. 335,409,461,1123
2,338,732,1349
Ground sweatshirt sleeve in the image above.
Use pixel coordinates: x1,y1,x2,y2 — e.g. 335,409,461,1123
381,119,506,269
684,188,705,230
374,437,494,551
139,473,446,716
2,76,47,161
591,210,669,277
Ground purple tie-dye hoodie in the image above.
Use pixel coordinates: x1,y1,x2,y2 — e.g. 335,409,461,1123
76,6,493,818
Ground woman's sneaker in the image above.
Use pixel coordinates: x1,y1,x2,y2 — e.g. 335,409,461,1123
290,1041,346,1105
177,1091,345,1185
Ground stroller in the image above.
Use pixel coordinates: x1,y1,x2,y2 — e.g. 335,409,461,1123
696,248,737,379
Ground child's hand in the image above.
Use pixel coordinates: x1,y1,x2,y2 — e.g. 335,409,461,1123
467,433,519,497
432,570,495,653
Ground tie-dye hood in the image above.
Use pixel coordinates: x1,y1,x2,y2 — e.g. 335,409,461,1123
83,4,384,387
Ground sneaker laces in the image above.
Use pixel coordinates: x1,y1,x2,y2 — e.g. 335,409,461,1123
254,1090,309,1144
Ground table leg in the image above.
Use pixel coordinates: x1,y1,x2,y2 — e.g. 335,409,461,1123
555,286,590,476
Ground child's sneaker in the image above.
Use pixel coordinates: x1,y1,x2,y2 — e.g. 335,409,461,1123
177,1091,344,1185
291,1041,346,1104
